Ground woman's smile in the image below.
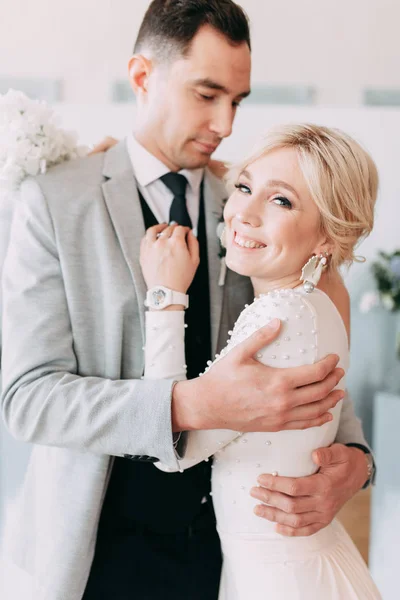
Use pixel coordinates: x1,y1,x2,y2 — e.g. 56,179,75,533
233,232,267,250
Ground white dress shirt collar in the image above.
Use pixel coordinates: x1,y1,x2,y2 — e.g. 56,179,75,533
127,133,204,195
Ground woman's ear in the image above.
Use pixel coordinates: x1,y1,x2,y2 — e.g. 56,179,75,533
313,235,333,259
128,55,152,98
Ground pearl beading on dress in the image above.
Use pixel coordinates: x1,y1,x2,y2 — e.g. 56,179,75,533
171,289,321,491
151,288,346,516
204,288,319,373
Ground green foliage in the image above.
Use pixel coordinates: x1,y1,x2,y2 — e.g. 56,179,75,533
371,250,400,312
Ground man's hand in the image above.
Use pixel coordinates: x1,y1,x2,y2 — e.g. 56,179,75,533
172,321,345,432
250,443,369,536
208,159,228,178
88,136,118,155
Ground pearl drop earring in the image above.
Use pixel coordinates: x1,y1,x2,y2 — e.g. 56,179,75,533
300,253,329,293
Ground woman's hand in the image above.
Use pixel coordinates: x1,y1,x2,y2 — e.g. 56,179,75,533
140,223,199,295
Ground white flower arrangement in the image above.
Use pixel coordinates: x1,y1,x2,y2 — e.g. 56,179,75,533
359,290,381,314
0,89,88,199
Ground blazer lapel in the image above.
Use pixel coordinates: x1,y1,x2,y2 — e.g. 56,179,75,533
203,169,227,356
101,145,228,354
102,140,147,340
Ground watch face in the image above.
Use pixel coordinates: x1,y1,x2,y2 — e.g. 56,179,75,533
152,288,166,307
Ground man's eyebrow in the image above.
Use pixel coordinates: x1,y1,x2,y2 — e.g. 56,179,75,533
193,78,251,99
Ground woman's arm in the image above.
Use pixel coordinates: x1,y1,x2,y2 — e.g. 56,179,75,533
144,310,186,381
144,307,241,472
140,223,241,472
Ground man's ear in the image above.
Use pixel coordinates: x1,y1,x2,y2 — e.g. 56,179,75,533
128,54,152,98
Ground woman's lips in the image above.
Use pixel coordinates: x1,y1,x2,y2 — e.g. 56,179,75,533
234,232,266,249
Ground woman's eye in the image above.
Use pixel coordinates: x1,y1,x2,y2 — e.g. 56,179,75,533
234,183,251,194
273,196,292,209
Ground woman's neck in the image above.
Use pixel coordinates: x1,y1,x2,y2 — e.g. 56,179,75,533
251,274,302,298
251,269,341,297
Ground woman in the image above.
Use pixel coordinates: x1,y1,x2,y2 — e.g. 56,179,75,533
140,124,381,598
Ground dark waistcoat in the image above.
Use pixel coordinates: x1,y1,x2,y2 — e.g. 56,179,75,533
83,183,221,600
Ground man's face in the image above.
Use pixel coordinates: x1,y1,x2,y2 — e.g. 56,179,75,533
137,25,251,171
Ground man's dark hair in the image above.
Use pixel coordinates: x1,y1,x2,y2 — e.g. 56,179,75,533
134,0,251,60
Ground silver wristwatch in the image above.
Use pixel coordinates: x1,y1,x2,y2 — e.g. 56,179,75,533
346,443,375,489
364,452,375,486
145,286,189,310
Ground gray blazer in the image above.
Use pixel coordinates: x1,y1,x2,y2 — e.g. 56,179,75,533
0,141,369,600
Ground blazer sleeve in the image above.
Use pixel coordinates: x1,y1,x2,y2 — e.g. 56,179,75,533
334,389,371,451
0,196,14,362
1,178,180,469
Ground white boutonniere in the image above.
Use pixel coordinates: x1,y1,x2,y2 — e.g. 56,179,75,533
0,89,88,199
216,199,227,286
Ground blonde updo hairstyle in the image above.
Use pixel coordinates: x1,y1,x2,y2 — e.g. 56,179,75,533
227,123,379,271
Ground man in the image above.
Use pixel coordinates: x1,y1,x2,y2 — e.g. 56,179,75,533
1,1,374,599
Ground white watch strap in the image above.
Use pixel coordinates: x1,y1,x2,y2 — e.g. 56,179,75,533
170,290,189,308
145,286,189,309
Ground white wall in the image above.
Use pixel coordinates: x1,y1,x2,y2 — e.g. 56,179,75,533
1,0,400,105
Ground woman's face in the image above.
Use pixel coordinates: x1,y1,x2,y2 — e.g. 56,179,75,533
224,147,327,291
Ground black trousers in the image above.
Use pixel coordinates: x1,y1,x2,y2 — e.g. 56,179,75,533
82,500,222,600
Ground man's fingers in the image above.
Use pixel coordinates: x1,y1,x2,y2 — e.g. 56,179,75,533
312,443,348,468
275,523,324,537
291,372,344,407
313,446,334,468
250,487,317,514
88,136,118,155
285,389,343,422
208,159,228,179
253,505,323,529
281,412,333,430
256,473,319,497
285,354,341,389
234,320,281,361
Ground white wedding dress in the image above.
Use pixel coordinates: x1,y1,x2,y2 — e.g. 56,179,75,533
144,287,381,599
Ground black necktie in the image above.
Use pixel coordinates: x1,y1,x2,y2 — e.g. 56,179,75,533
160,172,192,228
